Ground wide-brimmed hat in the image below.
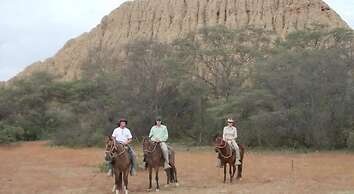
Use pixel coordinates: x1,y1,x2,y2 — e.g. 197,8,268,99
117,118,128,125
227,118,234,123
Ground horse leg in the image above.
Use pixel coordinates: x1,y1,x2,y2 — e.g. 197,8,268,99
119,172,123,194
165,168,170,185
237,162,243,179
123,170,129,194
173,166,179,186
237,146,244,180
148,167,152,191
164,169,170,188
232,163,236,180
229,163,233,183
155,167,160,191
223,163,227,183
114,171,121,194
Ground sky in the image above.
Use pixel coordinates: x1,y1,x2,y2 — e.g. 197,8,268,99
0,0,353,81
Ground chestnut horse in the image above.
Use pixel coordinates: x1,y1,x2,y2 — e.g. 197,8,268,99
142,137,178,191
105,136,131,194
214,135,245,183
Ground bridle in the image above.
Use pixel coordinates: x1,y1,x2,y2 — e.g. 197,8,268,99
105,139,126,158
143,140,159,154
215,138,233,159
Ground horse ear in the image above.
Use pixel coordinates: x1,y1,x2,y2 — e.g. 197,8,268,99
105,136,111,141
142,136,148,142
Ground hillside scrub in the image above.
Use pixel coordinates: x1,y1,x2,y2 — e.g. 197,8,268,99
0,26,353,149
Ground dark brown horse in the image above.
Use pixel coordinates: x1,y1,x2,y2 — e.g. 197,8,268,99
105,136,131,194
142,137,178,191
214,135,245,183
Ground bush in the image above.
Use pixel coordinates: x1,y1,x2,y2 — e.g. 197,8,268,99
52,126,105,147
1,27,353,149
346,131,354,150
98,162,110,173
0,124,25,144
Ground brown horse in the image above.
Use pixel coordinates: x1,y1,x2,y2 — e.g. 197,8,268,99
142,137,178,191
214,135,245,183
105,136,131,194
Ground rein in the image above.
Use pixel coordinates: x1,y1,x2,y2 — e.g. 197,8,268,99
215,141,227,149
143,141,158,153
216,141,233,159
106,140,127,158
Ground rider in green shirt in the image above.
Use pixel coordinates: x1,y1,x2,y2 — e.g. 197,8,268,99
149,117,171,169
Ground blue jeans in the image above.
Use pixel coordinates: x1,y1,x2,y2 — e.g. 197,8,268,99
127,145,137,174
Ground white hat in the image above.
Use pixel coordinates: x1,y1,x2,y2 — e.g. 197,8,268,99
227,118,234,123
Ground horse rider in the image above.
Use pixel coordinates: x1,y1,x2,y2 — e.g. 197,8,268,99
217,118,241,167
107,118,137,176
148,117,171,169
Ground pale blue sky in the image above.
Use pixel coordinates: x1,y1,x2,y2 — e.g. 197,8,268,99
0,0,353,81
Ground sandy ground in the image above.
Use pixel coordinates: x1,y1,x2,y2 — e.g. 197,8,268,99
1,141,354,194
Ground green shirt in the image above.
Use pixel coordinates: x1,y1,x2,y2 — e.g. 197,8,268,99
149,124,168,142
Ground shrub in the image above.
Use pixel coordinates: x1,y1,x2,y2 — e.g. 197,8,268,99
0,124,25,144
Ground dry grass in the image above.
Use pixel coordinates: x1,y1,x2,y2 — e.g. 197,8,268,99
1,141,354,194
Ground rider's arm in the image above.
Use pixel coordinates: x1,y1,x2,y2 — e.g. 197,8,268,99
112,129,117,138
160,125,168,142
124,138,132,145
234,127,238,139
123,129,133,145
222,127,227,141
149,126,156,141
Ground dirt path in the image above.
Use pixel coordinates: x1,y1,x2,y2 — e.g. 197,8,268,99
1,141,354,194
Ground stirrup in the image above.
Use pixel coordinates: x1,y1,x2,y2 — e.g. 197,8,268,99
164,163,171,169
235,160,241,165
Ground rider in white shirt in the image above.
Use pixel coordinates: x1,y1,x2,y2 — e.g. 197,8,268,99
217,118,241,167
223,118,241,165
107,118,137,176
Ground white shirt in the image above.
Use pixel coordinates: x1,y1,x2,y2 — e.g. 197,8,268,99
112,127,132,143
223,126,237,141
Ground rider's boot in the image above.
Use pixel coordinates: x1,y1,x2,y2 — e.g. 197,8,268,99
235,148,241,165
107,169,113,176
164,162,171,169
107,161,113,176
235,159,241,165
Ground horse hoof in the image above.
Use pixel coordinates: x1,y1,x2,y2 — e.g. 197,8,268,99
147,188,153,192
175,183,179,187
112,185,116,193
156,189,160,192
115,190,120,194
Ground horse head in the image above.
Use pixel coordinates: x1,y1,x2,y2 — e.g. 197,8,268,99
104,136,116,160
214,134,226,152
142,137,151,153
142,136,159,155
